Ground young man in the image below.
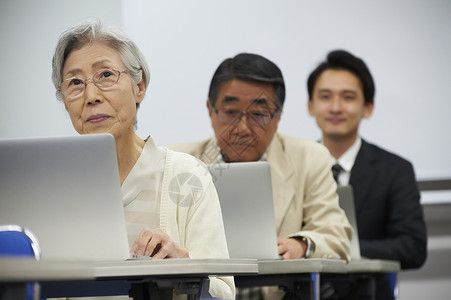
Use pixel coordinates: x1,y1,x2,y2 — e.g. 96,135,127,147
307,49,427,300
169,53,352,300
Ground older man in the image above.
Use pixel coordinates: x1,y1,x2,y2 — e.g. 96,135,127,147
169,53,351,300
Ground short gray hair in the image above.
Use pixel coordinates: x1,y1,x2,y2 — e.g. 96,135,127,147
51,20,150,128
208,53,285,112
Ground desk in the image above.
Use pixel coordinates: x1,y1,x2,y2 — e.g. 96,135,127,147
233,258,399,300
0,258,258,299
0,258,399,299
345,258,400,273
234,259,347,300
0,258,94,281
321,259,400,300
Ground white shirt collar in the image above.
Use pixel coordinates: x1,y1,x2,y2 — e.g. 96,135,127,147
331,136,362,172
322,137,362,186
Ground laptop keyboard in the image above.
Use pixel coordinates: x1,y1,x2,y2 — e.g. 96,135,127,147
129,254,153,260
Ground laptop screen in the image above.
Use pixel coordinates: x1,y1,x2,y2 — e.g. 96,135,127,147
208,161,279,259
337,185,361,260
0,134,130,261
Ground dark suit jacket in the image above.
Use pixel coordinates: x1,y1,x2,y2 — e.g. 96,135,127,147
350,139,427,269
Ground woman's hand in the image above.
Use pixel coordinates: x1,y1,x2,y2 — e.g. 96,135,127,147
130,228,189,259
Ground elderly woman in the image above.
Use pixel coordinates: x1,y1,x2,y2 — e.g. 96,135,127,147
51,20,234,299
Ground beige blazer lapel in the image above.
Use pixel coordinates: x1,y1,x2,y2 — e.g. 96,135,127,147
266,134,296,233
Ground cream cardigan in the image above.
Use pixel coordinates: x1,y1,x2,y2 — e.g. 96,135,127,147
124,138,235,299
55,138,234,300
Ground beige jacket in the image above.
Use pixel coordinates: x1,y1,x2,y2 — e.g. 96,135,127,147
169,133,352,299
169,133,351,260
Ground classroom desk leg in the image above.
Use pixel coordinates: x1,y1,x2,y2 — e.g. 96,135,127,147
312,272,320,300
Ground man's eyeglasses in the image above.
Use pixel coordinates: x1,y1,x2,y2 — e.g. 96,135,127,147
59,68,129,99
211,106,280,127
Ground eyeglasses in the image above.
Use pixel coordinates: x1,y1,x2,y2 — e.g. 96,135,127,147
59,68,129,99
211,106,280,127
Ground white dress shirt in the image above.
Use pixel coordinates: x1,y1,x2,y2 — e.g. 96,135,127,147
328,137,362,186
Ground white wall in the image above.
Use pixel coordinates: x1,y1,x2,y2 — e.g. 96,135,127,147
122,0,451,183
0,0,122,139
1,0,450,182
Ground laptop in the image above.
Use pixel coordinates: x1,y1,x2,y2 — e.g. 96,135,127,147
208,161,280,259
337,185,401,275
337,185,361,260
0,134,131,261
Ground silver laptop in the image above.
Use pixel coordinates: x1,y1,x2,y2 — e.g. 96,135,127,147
337,185,401,274
0,134,131,261
208,161,280,259
337,185,361,260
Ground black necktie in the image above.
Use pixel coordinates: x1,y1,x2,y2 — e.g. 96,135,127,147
332,164,343,183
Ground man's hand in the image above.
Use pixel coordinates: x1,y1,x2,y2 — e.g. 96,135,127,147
130,228,189,259
277,237,307,259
